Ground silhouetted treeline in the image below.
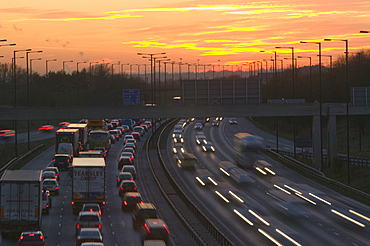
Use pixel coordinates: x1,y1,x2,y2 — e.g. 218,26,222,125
1,49,370,107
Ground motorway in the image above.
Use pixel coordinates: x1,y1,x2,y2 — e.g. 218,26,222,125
1,118,369,245
161,118,370,245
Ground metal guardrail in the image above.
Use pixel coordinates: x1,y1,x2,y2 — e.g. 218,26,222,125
269,149,370,203
0,144,45,176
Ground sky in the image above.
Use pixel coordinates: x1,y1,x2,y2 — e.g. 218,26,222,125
1,0,370,74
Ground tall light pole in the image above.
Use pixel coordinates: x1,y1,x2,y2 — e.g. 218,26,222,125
163,61,171,105
137,52,166,105
77,61,87,73
46,59,57,75
324,38,350,184
63,60,73,73
0,43,16,48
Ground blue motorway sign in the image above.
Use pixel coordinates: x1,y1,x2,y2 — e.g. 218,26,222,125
123,89,140,105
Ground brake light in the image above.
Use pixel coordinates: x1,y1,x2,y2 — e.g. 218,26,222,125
76,224,81,228
133,187,137,190
163,224,170,233
144,223,150,233
120,187,124,190
19,235,24,240
123,201,128,205
98,224,102,229
71,201,75,205
89,209,93,212
29,234,35,236
39,235,44,240
52,159,56,161
55,186,59,189
117,178,121,182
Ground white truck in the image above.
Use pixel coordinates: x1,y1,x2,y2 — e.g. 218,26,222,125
71,158,106,214
0,170,43,238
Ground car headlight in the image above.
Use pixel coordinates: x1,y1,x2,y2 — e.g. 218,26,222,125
202,146,206,151
173,148,177,153
211,147,215,151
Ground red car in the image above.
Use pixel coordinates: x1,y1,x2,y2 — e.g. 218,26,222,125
18,231,45,246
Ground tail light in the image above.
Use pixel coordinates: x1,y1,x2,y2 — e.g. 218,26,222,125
55,186,59,189
19,235,24,240
52,159,56,161
117,178,121,182
120,187,124,190
144,223,150,233
123,201,128,205
98,224,102,228
39,235,44,240
133,187,137,190
76,224,81,228
163,224,170,233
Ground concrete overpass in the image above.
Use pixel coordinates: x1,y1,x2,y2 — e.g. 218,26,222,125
1,103,369,170
0,103,369,120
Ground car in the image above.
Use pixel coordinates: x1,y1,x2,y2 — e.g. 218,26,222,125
140,219,170,243
117,171,134,186
193,122,203,130
123,147,136,157
41,190,51,215
121,192,143,211
126,138,137,144
109,134,117,143
80,243,104,246
211,120,220,127
132,203,159,229
79,119,89,124
123,134,135,142
143,240,166,246
42,179,59,195
44,166,60,180
118,180,138,197
118,156,133,169
76,211,102,235
202,140,216,152
18,231,45,246
109,130,120,140
122,125,130,132
121,165,137,179
195,134,207,145
172,133,184,143
120,152,134,161
140,124,149,132
38,124,54,131
41,171,57,181
172,143,185,154
53,154,72,170
76,228,103,246
228,117,238,124
131,132,141,141
81,203,102,216
94,147,108,157
124,142,136,150
133,126,145,136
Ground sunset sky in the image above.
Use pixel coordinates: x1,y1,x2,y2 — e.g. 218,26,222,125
1,0,370,74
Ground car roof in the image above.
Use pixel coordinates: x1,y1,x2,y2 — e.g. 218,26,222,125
78,211,100,216
124,192,141,197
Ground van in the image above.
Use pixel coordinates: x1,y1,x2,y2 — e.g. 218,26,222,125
57,143,73,156
177,153,197,169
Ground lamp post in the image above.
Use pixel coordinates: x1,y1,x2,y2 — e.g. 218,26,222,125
77,61,87,73
276,46,295,97
0,43,16,48
137,52,166,105
89,61,99,74
324,38,350,184
63,60,73,73
46,59,57,74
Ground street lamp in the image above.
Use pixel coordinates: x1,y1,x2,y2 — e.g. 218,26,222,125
321,55,333,102
77,61,87,73
89,61,99,74
0,43,16,48
324,38,350,184
63,60,73,73
359,30,370,33
46,59,57,74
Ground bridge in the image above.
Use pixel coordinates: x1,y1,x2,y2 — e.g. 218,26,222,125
1,103,369,120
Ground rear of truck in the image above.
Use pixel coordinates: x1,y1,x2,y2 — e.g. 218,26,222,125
0,170,42,238
71,158,106,214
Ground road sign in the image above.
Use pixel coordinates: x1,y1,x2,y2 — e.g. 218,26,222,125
123,89,140,105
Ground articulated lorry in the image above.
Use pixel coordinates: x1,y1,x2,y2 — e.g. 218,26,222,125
55,128,80,156
0,170,42,238
71,158,106,214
